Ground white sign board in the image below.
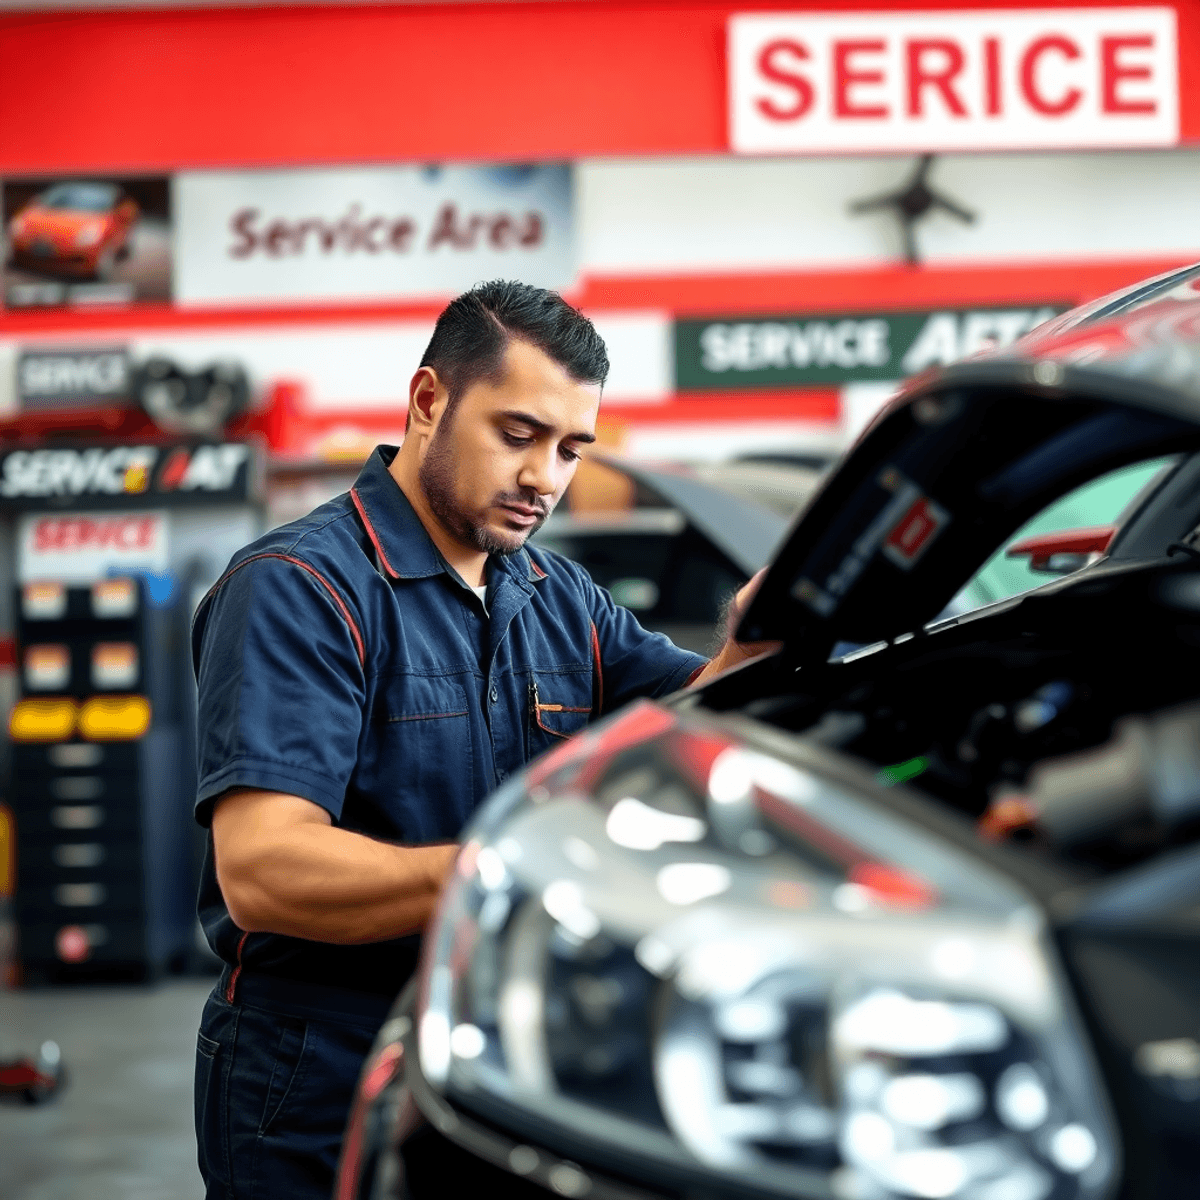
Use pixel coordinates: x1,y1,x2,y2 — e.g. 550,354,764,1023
729,8,1178,154
174,165,575,306
18,511,168,583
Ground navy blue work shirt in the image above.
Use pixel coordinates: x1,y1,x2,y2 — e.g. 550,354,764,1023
193,445,706,996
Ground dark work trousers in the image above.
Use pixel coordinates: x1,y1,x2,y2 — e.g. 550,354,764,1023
195,968,392,1200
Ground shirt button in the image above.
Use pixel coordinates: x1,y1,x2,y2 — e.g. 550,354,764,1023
490,685,499,703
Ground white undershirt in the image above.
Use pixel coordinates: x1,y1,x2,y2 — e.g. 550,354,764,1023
471,583,488,607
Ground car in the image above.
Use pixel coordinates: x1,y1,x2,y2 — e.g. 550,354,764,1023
0,1040,63,1105
7,181,138,280
336,260,1200,1200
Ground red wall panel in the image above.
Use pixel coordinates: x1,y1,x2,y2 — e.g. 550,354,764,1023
0,0,1196,174
0,258,1185,337
0,257,1189,348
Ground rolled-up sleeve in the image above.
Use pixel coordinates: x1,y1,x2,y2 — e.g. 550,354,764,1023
192,554,366,826
586,574,707,715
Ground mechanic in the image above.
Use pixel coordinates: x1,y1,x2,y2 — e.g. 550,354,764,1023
191,280,772,1200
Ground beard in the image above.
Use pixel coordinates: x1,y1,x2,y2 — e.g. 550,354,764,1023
419,422,550,558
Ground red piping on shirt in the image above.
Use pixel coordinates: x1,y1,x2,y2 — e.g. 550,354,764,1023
590,621,604,717
350,487,400,580
226,930,249,1003
534,702,590,739
529,557,547,580
204,553,366,670
685,663,707,686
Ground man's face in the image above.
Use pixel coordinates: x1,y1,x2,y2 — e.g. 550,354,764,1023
418,339,601,558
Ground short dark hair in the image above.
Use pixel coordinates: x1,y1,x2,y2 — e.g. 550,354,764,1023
413,281,609,427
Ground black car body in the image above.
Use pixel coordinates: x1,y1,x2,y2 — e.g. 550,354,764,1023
336,262,1200,1200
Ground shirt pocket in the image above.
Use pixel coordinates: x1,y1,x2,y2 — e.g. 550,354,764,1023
376,675,474,840
527,670,592,758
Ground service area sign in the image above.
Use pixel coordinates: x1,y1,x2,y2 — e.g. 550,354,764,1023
675,305,1063,390
729,8,1178,154
174,164,575,306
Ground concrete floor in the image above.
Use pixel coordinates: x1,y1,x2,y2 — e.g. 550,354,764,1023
0,978,213,1200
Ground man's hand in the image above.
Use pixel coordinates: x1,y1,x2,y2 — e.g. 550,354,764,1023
690,568,784,687
211,789,460,944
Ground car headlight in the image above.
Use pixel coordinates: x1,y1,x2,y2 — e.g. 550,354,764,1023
416,702,1117,1200
74,225,104,248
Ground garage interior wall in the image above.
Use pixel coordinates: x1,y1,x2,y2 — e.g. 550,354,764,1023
1,0,1197,463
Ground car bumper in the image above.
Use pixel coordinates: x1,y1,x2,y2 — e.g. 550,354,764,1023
8,239,107,275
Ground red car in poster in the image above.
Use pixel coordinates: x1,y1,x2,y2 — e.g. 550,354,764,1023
7,182,138,280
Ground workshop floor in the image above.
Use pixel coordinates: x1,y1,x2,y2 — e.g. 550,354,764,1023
0,978,213,1200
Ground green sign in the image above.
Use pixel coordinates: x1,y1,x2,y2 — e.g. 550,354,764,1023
674,305,1065,391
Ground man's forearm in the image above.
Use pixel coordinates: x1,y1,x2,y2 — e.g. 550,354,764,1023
689,569,782,687
690,638,761,686
213,790,459,944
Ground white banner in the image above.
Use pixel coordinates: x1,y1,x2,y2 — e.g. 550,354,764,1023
174,164,575,306
18,511,168,583
730,8,1178,155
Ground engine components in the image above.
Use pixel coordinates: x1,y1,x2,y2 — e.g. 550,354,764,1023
982,703,1200,848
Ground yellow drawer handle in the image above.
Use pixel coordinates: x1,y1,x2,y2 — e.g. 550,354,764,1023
9,698,79,742
79,695,151,741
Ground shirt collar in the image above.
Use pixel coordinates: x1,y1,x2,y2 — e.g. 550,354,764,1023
349,445,546,585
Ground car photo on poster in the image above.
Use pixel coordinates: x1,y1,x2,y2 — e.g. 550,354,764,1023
3,176,172,308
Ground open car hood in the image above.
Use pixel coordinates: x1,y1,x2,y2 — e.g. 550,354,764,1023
589,452,789,577
739,262,1200,663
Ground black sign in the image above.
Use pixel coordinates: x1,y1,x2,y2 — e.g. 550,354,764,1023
18,348,131,408
0,442,258,510
675,306,1066,390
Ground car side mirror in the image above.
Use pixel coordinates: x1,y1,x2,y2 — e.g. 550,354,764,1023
1005,525,1117,574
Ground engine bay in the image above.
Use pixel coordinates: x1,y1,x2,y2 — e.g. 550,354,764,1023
719,558,1200,873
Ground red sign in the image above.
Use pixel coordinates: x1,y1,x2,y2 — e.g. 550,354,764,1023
32,515,157,553
730,8,1178,154
18,511,167,583
883,497,948,568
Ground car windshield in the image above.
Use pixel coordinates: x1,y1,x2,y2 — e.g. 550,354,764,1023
38,183,118,212
947,456,1173,615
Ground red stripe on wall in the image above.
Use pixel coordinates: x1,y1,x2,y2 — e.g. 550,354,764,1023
0,1,1196,174
0,258,1191,340
580,258,1200,317
602,390,840,424
0,2,729,174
